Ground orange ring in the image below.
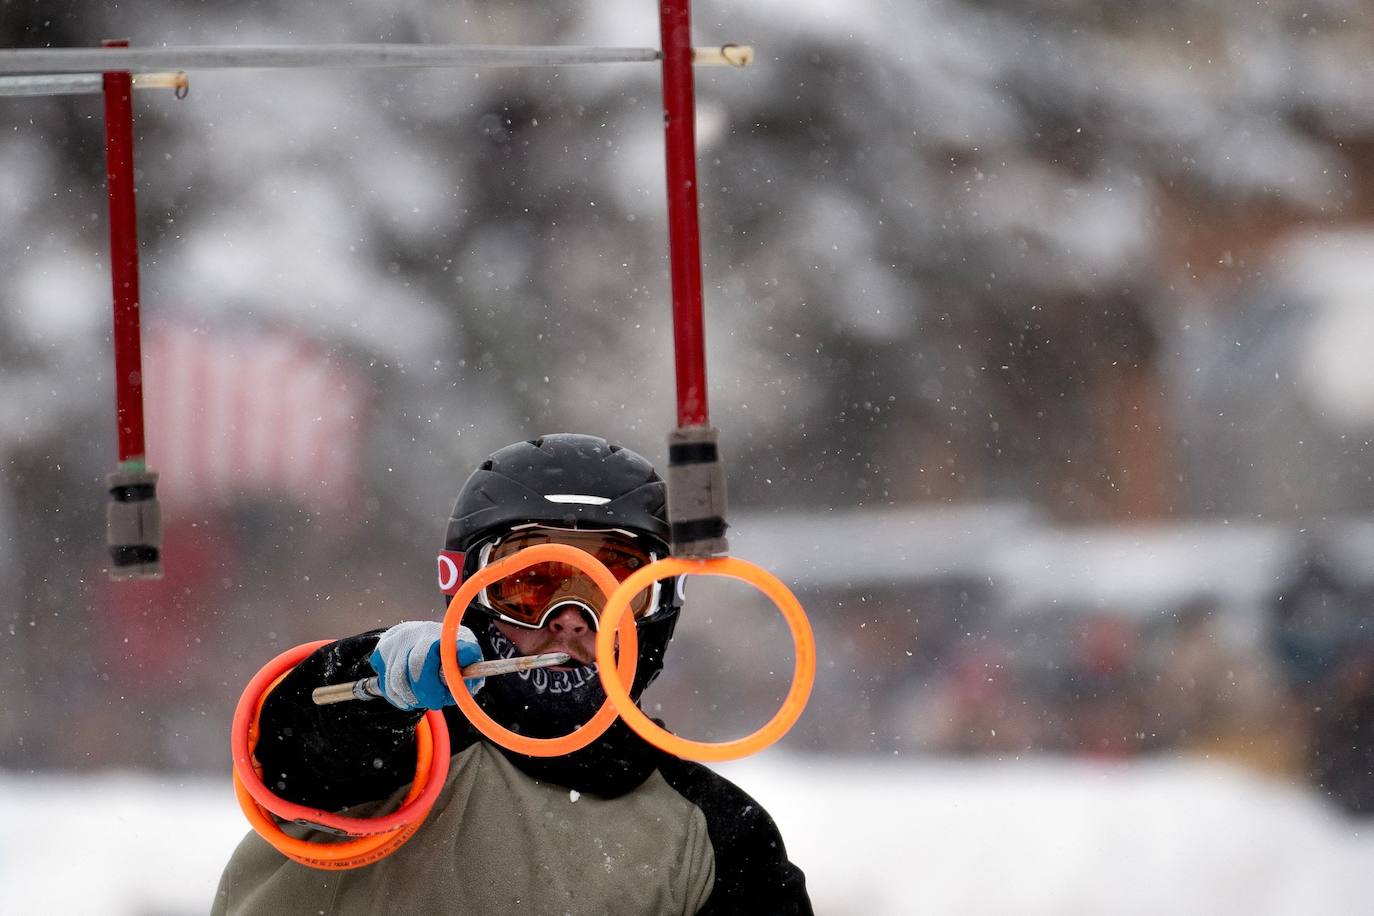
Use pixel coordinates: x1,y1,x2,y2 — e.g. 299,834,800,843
231,655,438,867
233,773,424,870
441,543,639,757
232,640,449,837
595,557,815,762
232,715,433,868
230,640,450,866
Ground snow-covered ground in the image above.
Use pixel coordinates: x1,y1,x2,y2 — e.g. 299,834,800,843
2,754,1371,915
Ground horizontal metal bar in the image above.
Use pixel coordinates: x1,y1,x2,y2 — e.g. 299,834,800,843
0,73,101,96
0,44,663,74
0,71,188,97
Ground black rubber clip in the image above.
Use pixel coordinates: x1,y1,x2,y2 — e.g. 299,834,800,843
106,468,163,580
666,426,729,557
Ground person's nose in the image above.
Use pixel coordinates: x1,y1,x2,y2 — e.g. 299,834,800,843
547,603,593,636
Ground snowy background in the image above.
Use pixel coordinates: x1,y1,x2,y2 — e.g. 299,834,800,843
5,0,1374,913
4,757,1374,915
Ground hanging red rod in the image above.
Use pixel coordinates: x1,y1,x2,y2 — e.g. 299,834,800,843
103,38,147,469
659,0,709,428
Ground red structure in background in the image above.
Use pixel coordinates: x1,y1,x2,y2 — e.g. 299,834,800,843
140,322,371,517
99,522,236,694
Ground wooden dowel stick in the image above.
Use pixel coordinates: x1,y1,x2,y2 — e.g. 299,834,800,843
311,651,573,706
692,44,753,67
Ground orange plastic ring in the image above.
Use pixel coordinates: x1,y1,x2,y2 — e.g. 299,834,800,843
231,646,439,867
232,640,449,837
236,677,434,868
230,640,450,866
441,543,639,757
233,774,424,870
232,715,433,868
595,557,815,762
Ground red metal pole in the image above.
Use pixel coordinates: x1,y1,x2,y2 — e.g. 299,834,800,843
102,38,161,580
659,1,728,556
103,38,147,467
659,0,709,428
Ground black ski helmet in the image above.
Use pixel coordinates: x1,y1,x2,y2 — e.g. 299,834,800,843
445,434,680,703
447,433,671,556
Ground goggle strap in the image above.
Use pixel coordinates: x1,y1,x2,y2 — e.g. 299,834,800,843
437,550,465,595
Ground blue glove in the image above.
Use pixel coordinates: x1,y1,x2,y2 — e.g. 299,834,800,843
369,621,485,711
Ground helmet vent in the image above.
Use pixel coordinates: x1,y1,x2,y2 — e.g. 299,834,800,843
544,494,611,505
479,459,494,471
529,437,545,449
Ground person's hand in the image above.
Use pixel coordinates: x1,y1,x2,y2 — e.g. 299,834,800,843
369,621,485,711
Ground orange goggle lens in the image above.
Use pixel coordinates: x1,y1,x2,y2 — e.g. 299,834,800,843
479,529,659,628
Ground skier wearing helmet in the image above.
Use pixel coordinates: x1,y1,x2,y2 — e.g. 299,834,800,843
214,434,812,915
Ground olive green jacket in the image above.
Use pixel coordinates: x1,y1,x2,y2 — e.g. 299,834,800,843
214,632,810,915
215,742,715,915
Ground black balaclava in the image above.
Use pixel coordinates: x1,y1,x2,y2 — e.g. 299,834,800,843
471,615,608,738
467,600,679,739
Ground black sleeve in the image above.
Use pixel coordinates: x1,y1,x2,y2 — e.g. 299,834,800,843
657,758,813,915
251,630,427,812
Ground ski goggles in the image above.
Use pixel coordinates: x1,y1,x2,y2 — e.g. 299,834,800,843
440,526,664,630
